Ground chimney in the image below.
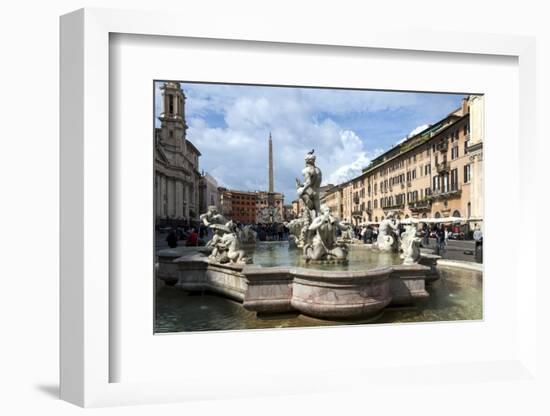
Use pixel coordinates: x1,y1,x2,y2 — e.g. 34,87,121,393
461,97,469,115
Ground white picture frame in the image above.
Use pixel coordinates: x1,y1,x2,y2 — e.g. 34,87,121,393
60,7,540,408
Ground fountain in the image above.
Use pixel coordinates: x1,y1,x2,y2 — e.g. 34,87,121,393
288,150,350,264
157,150,437,321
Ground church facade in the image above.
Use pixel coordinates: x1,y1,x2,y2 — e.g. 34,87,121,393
154,81,202,227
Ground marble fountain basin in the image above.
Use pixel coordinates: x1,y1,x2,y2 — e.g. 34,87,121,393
157,243,437,321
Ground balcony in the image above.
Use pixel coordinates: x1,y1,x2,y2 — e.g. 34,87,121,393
352,209,363,217
436,140,448,152
384,202,405,210
409,199,431,212
436,161,450,173
432,184,461,200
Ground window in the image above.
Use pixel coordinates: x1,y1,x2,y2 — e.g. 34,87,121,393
451,146,459,159
451,168,459,191
374,200,378,209
412,168,416,179
464,139,470,155
168,94,174,114
464,164,471,183
433,175,440,191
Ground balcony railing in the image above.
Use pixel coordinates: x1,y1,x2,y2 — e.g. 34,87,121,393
436,161,450,173
384,202,405,210
436,140,448,152
432,184,461,199
409,199,431,211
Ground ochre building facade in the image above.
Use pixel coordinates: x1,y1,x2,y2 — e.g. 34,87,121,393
321,95,484,230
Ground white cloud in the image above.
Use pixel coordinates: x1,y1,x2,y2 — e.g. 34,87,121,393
395,123,431,145
408,123,431,137
156,82,464,202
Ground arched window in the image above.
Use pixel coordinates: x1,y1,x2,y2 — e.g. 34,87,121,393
452,210,461,218
375,216,378,222
421,213,427,218
405,214,409,219
434,212,441,218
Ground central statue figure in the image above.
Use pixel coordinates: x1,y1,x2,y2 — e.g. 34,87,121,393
287,150,350,263
296,150,322,218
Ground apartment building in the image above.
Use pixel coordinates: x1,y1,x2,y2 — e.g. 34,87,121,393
321,95,484,230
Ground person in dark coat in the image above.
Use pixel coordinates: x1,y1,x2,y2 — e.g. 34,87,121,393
166,229,178,248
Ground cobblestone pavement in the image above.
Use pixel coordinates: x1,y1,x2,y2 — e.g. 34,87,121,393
420,238,481,263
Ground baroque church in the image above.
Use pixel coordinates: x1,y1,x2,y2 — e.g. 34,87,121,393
154,82,202,227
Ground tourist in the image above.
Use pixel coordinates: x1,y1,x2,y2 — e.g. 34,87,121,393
435,225,446,255
364,226,373,244
372,226,378,242
422,224,430,247
166,228,178,248
473,224,483,263
185,228,199,246
277,223,284,241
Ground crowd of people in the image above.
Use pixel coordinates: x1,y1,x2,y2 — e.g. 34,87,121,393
160,219,483,263
161,223,209,248
343,222,483,256
160,221,291,248
254,223,289,241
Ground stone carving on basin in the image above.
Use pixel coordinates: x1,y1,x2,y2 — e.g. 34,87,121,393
200,205,253,264
337,221,355,245
288,150,350,264
374,211,400,252
400,224,422,265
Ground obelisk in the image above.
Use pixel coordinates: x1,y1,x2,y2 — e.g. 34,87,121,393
268,132,274,193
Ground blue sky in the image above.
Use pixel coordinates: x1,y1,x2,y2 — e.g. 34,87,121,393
155,81,466,202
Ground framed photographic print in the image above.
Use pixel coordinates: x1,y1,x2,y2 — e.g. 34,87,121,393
152,80,484,334
60,7,540,409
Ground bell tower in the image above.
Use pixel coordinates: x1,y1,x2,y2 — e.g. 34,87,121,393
158,81,187,152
